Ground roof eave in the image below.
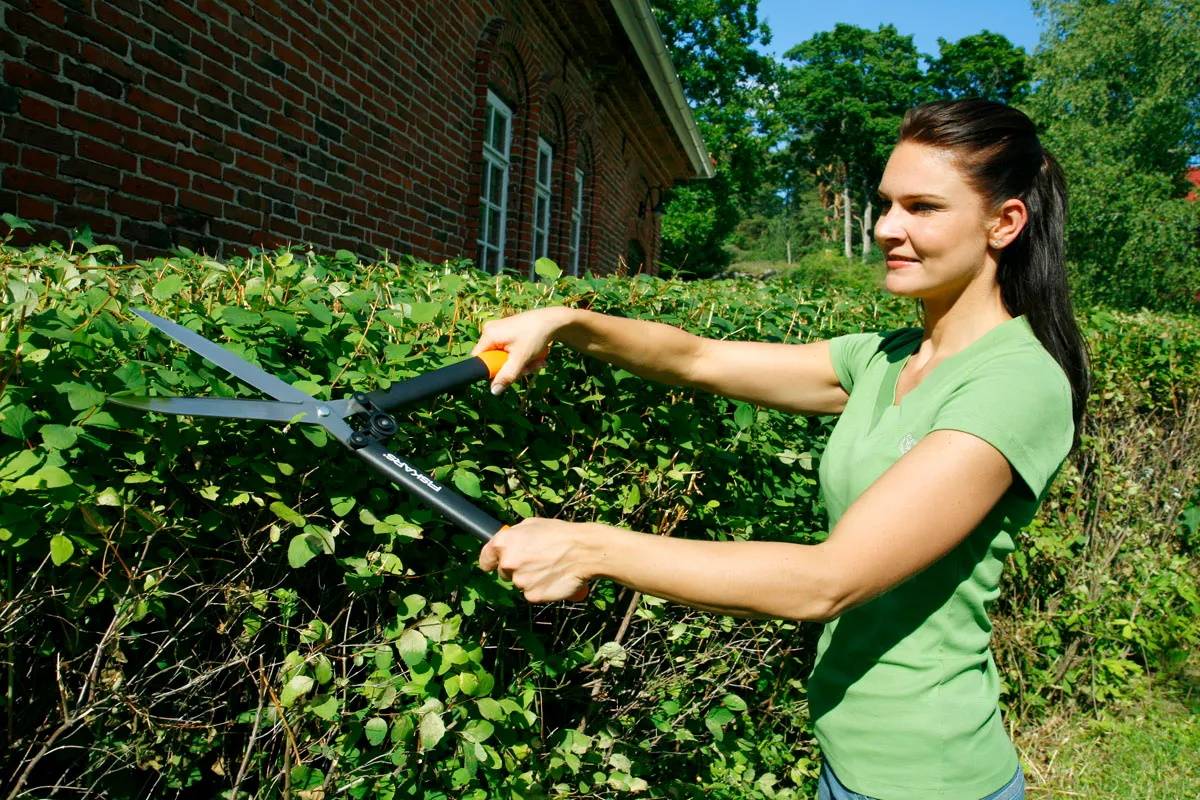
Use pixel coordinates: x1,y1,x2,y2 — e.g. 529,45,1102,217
610,0,715,180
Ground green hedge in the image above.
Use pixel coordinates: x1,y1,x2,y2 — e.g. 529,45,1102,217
2,231,1198,798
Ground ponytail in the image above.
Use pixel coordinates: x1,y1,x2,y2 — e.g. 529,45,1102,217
899,100,1090,450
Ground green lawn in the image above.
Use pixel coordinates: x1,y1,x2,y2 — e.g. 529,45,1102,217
1018,667,1200,799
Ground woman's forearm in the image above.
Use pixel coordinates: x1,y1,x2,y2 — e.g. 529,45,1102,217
553,308,707,387
573,524,843,622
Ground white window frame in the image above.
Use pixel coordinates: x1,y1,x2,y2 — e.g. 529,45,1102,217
478,90,512,274
530,137,553,274
569,167,585,275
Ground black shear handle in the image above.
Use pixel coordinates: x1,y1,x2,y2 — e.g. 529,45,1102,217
365,352,507,412
354,440,503,543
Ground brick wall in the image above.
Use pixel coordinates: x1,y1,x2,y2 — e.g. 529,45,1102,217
0,0,694,273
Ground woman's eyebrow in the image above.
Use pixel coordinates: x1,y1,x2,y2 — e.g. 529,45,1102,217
876,190,949,202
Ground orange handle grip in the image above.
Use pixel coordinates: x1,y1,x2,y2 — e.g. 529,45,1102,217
476,347,551,381
477,350,508,380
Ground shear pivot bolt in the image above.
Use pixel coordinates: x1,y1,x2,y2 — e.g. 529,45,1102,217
316,406,330,417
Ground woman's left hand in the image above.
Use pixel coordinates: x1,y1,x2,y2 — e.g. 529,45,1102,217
479,518,594,602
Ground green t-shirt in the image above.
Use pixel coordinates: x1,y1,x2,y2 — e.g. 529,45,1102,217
811,315,1073,799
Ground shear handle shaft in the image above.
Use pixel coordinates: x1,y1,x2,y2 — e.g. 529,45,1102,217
353,440,503,543
365,352,507,412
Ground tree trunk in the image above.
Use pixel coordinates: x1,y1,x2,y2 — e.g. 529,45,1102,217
860,196,873,259
842,176,853,260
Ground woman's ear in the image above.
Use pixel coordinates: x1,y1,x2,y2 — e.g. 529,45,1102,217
988,198,1028,249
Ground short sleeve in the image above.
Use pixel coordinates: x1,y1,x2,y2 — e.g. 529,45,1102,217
827,332,886,394
929,351,1074,500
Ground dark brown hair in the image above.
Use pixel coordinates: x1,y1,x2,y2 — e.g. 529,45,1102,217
899,99,1090,449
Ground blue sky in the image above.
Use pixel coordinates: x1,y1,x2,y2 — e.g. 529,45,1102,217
754,0,1044,60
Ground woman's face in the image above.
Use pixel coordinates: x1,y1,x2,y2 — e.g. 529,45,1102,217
874,142,996,302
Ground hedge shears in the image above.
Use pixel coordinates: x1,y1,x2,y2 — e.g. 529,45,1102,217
109,309,517,544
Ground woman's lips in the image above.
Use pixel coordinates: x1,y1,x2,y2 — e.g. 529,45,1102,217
886,256,920,269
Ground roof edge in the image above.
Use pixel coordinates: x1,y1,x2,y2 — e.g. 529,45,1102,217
610,0,715,180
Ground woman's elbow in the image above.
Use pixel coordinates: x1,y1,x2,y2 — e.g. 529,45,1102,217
776,561,854,623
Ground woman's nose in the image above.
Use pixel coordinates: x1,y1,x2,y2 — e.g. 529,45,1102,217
875,205,904,245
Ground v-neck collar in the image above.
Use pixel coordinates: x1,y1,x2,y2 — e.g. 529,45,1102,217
871,316,1027,427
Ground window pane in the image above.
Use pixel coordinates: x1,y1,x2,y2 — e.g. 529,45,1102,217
489,165,504,206
488,208,502,247
492,114,507,153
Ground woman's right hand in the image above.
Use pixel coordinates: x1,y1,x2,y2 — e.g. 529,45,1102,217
471,307,574,394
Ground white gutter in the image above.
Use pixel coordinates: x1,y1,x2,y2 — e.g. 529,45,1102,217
610,0,715,179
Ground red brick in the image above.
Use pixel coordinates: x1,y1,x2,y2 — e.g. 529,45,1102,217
3,168,75,202
186,71,229,104
141,116,189,145
96,1,154,43
60,109,124,146
4,118,75,156
28,0,66,25
121,174,178,205
77,90,140,129
122,130,177,163
25,44,60,73
65,12,130,57
191,173,234,201
224,130,263,156
162,0,208,34
17,194,55,221
58,205,116,235
196,0,231,28
19,95,58,127
235,153,272,179
20,147,58,175
141,159,189,188
145,72,195,108
132,44,184,82
5,10,77,57
5,61,74,104
223,202,261,227
61,157,123,189
81,43,143,85
109,193,159,220
179,189,222,216
78,137,137,171
127,88,178,122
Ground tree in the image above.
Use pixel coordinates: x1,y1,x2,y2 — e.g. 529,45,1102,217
779,24,926,260
927,31,1030,104
651,0,779,276
1026,0,1200,310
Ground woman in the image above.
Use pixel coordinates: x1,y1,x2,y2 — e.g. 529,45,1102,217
471,100,1089,800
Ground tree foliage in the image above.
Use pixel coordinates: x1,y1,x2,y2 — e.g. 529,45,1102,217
927,31,1031,104
778,24,925,258
651,0,779,276
1027,0,1200,310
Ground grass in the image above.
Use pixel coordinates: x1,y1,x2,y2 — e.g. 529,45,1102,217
1017,665,1200,799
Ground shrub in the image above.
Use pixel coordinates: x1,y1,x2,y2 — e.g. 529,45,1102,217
1,226,1197,797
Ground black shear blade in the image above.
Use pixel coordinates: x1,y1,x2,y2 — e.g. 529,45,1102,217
134,309,314,404
108,395,315,423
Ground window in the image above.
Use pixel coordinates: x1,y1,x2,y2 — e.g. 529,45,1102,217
478,90,512,273
569,167,586,275
531,137,553,272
